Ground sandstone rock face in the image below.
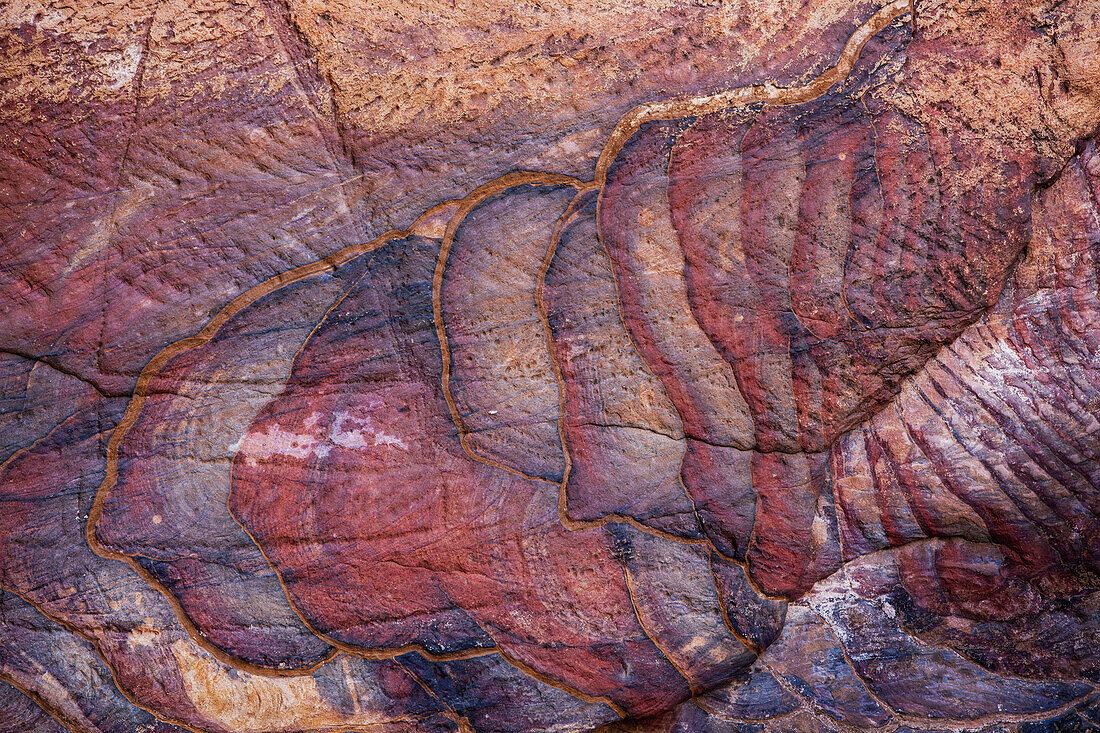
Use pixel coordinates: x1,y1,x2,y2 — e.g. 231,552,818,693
2,0,1100,729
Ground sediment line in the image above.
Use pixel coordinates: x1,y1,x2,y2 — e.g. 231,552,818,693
76,0,912,707
591,0,912,188
432,173,592,481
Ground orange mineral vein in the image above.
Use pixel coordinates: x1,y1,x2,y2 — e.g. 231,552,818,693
84,0,911,685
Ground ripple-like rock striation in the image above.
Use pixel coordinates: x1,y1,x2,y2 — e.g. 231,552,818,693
3,0,1100,729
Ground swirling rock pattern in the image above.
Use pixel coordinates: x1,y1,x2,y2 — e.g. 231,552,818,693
2,0,1100,729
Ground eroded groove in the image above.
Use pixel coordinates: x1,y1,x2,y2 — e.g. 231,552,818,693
72,4,1092,727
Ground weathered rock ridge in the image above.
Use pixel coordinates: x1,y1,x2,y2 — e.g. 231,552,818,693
2,0,1100,729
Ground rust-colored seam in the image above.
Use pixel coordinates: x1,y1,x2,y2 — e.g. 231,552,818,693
591,0,911,190
84,201,456,676
80,0,912,694
705,553,764,657
432,171,586,482
0,403,87,474
393,658,476,733
621,566,699,696
11,411,343,680
5,580,461,732
537,186,592,513
754,655,861,732
811,605,901,720
533,186,704,542
578,0,912,571
665,115,757,447
0,583,211,733
0,674,84,733
222,497,505,662
494,647,628,718
545,152,732,545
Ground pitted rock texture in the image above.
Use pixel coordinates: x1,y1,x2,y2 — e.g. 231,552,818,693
2,0,1100,729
